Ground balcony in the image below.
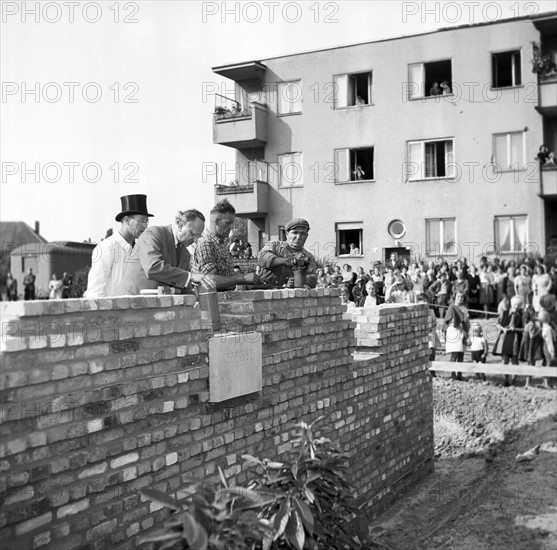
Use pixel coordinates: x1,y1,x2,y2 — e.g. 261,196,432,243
213,95,267,149
540,166,557,197
537,78,557,116
214,161,269,217
531,40,557,116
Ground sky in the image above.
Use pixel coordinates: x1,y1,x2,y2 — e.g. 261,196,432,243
2,0,556,243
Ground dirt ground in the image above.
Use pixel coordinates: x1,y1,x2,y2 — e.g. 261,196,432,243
372,369,557,550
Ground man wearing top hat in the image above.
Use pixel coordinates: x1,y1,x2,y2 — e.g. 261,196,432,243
84,195,153,298
258,218,317,288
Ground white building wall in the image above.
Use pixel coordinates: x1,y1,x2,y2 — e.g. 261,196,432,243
227,18,548,266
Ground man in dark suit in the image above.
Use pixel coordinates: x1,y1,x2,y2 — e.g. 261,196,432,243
123,209,215,293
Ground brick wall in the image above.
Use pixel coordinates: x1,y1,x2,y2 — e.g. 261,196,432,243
0,291,433,549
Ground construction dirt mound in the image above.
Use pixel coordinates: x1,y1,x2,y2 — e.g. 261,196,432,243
373,376,557,550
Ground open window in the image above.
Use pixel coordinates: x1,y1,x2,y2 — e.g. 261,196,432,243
334,147,374,182
408,60,452,99
336,222,363,256
333,71,373,108
492,50,521,88
407,139,455,180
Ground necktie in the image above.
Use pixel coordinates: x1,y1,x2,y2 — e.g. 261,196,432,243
175,243,182,266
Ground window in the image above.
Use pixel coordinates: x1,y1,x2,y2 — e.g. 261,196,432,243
277,81,302,115
493,132,525,171
495,215,527,253
336,222,363,256
278,153,303,188
492,50,521,88
426,218,456,256
407,139,455,180
334,147,374,182
333,71,373,108
408,60,452,99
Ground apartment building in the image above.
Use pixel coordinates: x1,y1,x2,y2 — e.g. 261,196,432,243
211,13,557,267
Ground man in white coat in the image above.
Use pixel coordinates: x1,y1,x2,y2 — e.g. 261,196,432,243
84,195,153,298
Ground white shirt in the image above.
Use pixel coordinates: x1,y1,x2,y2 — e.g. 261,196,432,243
84,232,141,298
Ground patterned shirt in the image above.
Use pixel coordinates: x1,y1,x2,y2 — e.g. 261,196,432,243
191,229,233,276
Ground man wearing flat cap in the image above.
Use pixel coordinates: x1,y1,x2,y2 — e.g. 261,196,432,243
85,194,153,298
258,218,317,288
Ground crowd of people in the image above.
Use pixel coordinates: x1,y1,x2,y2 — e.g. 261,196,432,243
5,194,557,389
327,254,557,314
3,269,74,301
330,253,557,387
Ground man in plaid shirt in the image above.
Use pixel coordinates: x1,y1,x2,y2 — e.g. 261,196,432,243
191,199,260,290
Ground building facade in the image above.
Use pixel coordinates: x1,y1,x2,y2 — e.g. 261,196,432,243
211,13,557,268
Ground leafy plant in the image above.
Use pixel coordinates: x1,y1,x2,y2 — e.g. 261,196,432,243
138,469,272,550
139,417,399,550
243,416,365,550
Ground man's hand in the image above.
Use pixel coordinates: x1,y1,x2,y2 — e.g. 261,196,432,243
191,273,216,289
243,272,261,285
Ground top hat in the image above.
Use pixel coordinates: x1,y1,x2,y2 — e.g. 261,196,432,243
115,194,154,222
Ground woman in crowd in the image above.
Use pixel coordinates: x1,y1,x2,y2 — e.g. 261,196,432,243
514,264,532,307
443,291,470,380
479,264,495,318
467,264,481,314
49,273,63,300
493,295,525,386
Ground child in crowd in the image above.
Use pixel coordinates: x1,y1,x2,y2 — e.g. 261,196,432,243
340,286,355,309
469,323,488,381
364,278,377,307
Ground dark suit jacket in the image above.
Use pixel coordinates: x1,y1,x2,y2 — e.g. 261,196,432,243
122,225,191,292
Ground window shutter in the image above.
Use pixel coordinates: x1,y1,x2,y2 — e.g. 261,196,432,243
513,51,521,85
510,133,523,167
289,82,302,113
334,74,348,108
278,83,289,114
335,149,350,182
408,142,423,180
408,64,424,99
494,134,507,170
445,141,455,177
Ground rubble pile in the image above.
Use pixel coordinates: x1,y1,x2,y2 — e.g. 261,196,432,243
433,378,557,459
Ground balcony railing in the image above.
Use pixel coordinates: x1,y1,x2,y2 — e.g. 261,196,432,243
214,94,251,120
531,44,557,115
213,96,267,149
214,161,269,216
540,165,557,197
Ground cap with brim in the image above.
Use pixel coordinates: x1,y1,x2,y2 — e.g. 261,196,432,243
115,194,154,222
285,218,310,232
